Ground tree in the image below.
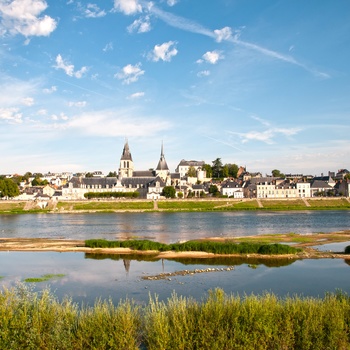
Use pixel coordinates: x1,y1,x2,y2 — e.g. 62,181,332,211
107,171,117,177
0,178,20,198
85,172,94,178
228,164,239,178
162,186,176,198
272,169,285,178
187,166,196,177
222,165,229,178
209,184,219,196
212,158,223,178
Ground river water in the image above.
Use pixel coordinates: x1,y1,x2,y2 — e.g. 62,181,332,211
0,211,350,304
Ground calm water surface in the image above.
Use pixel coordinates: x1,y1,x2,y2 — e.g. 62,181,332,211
0,211,349,303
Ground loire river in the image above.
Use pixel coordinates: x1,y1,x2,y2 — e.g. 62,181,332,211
0,211,350,305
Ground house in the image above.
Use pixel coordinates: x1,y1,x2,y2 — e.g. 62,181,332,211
221,180,244,198
175,160,206,181
310,180,333,197
296,182,311,198
334,179,350,197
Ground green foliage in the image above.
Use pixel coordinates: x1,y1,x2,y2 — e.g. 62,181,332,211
202,164,212,178
0,178,20,198
85,239,301,255
209,184,219,196
212,158,223,178
272,169,285,178
345,246,350,254
85,172,94,178
84,191,139,199
186,166,197,177
1,285,350,349
162,186,176,198
106,171,117,177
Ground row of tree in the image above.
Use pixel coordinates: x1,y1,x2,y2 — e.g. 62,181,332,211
195,158,239,179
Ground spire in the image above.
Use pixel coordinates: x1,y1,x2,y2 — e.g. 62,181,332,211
121,139,132,161
156,141,169,171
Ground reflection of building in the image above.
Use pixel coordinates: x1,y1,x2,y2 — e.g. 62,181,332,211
123,259,131,275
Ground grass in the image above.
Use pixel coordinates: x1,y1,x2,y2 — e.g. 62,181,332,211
1,284,350,349
24,274,65,283
308,198,350,208
260,199,307,210
0,202,26,213
85,239,301,255
56,201,154,211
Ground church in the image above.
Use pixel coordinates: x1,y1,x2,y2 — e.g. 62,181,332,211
62,141,171,200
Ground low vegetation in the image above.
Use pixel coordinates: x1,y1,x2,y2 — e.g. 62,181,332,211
1,285,350,349
84,191,139,199
85,239,301,255
24,274,65,283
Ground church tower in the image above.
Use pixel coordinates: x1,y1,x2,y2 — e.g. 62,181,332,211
155,142,170,182
119,140,134,178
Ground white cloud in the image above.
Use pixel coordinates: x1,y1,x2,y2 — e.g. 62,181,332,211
43,86,57,94
66,109,172,137
127,16,151,33
199,50,223,64
115,63,144,84
102,42,113,52
37,108,47,116
22,97,34,106
0,0,57,37
167,0,178,6
83,4,106,18
214,26,232,42
51,112,69,121
231,127,301,144
0,107,22,123
197,70,210,78
113,0,142,15
68,101,87,108
149,41,178,62
54,54,88,79
127,92,144,99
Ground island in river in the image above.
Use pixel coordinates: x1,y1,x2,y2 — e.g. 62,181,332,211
1,230,350,260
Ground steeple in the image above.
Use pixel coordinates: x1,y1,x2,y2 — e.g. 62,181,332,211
155,142,170,182
121,139,133,161
119,139,134,178
156,141,169,171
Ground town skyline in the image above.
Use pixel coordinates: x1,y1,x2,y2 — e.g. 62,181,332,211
1,1,349,175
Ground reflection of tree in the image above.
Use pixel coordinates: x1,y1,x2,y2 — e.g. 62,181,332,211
344,259,350,266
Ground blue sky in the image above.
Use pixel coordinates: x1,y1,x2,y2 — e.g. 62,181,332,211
0,0,349,176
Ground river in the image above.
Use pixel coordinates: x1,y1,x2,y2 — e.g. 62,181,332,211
0,210,350,304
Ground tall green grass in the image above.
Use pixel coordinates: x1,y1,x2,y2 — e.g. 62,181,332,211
1,284,350,349
85,239,301,255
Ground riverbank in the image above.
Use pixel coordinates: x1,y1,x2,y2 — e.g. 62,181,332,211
1,231,350,260
1,197,350,214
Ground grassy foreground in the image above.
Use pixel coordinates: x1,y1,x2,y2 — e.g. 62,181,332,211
1,285,350,349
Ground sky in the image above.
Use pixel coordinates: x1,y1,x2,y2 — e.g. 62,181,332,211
0,0,349,176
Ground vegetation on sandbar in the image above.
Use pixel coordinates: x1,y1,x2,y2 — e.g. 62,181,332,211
24,274,65,283
1,285,350,349
85,239,301,255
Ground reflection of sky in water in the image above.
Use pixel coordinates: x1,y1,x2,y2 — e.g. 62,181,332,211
1,252,350,305
1,211,349,243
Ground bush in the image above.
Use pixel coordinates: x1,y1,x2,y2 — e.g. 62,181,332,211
345,245,350,254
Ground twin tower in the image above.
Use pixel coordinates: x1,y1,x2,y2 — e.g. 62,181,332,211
118,140,170,182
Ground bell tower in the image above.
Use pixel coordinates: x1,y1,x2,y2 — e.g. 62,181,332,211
119,140,134,178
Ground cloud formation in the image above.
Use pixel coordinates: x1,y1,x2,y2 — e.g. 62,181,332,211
115,63,145,84
113,0,142,15
82,3,106,18
149,41,178,62
54,55,88,79
127,16,151,33
0,0,57,37
127,92,145,99
0,107,22,124
198,50,223,64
